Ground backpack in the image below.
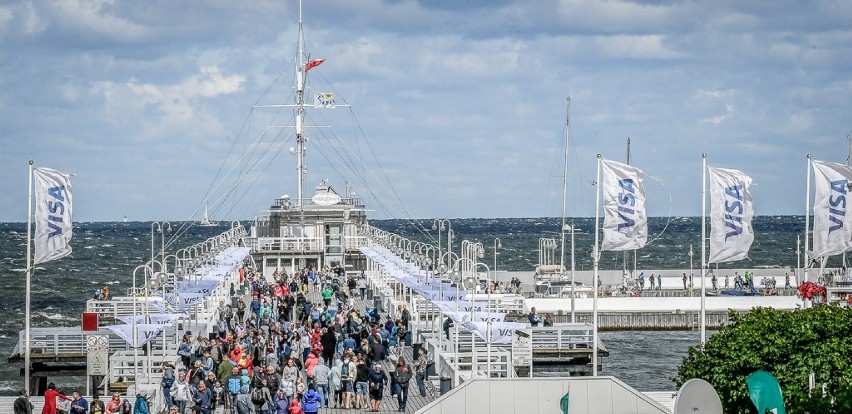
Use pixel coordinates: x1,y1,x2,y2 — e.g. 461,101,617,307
396,366,412,384
162,370,175,388
251,387,265,405
228,377,241,395
341,362,349,378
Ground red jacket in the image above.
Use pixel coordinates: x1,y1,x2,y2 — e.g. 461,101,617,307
41,389,71,414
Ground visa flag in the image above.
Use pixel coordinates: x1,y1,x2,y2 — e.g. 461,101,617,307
33,168,73,264
601,159,648,251
708,167,754,263
812,160,852,257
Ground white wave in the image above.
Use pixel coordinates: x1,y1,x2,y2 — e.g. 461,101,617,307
84,245,95,249
11,268,25,272
102,244,113,247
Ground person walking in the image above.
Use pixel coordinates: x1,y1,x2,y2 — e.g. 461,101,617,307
412,347,429,397
41,383,71,414
391,357,413,412
14,389,33,414
300,384,320,414
367,363,388,412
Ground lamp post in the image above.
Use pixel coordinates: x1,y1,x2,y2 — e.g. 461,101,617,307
452,259,491,378
688,244,694,293
567,223,577,322
493,238,502,294
132,264,154,384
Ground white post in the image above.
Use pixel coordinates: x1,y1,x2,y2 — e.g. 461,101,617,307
592,154,602,376
570,224,576,323
700,153,707,345
24,160,33,394
804,154,812,283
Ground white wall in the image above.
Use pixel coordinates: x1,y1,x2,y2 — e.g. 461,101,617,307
416,376,670,414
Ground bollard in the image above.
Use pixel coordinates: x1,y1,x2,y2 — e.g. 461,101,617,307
373,295,383,312
366,288,374,300
405,331,413,347
412,342,422,359
440,375,452,395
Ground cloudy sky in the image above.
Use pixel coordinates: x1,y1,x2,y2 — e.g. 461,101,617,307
1,0,850,222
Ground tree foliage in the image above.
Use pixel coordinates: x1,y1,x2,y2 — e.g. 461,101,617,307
675,305,852,413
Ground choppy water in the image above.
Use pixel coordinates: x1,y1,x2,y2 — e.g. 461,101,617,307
0,217,815,393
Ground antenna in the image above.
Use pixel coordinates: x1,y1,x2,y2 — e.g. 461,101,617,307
673,378,723,414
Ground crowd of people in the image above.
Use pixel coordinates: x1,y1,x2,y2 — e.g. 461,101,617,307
19,265,433,414
160,265,430,414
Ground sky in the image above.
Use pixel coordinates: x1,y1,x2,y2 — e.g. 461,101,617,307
1,0,851,222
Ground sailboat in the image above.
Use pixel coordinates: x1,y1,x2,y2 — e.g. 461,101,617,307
199,204,219,227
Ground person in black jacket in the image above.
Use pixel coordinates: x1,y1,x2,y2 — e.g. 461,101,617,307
14,389,33,414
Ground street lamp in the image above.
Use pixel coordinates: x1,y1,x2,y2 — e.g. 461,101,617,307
132,264,154,384
493,238,502,294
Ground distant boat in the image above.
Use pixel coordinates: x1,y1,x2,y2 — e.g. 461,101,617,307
122,216,128,224
200,204,219,227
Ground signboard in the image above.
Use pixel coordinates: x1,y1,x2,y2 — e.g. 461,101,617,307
86,335,109,376
511,328,533,367
311,192,342,206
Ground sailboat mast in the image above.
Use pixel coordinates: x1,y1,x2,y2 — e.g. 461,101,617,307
559,97,571,282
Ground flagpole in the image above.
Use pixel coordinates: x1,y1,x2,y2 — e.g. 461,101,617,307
592,154,602,376
700,153,707,345
24,160,33,394
804,153,812,284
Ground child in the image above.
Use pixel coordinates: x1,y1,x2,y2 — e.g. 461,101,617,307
212,381,225,411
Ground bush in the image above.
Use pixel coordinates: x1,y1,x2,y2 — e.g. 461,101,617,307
675,305,852,413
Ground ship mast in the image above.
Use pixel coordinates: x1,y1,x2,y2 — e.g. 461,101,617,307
296,0,307,233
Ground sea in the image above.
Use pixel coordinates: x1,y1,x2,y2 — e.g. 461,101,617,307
0,216,816,395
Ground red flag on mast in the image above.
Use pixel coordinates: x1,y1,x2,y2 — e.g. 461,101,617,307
305,58,325,71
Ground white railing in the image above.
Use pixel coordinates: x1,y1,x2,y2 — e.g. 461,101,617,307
85,297,167,320
245,236,324,252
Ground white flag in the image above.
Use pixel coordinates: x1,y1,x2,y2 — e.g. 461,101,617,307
33,168,73,264
461,321,527,344
314,92,335,108
708,167,755,263
104,324,166,348
812,160,852,256
601,159,648,251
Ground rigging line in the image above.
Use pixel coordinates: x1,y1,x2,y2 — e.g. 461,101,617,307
304,101,435,241
163,114,296,250
643,173,673,247
312,70,436,241
166,55,297,247
206,125,295,220
341,107,436,240
315,112,436,241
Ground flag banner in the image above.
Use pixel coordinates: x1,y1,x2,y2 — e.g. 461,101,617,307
461,321,528,344
117,315,146,325
305,58,325,71
812,160,852,256
601,159,648,251
431,301,484,314
163,293,204,310
33,167,73,264
444,311,505,323
746,370,786,414
105,324,166,348
314,92,336,108
175,280,220,291
709,167,755,263
149,313,186,325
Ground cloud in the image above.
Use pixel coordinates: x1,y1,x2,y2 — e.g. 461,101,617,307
594,35,681,60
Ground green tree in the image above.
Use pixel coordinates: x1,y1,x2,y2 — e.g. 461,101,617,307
675,305,852,413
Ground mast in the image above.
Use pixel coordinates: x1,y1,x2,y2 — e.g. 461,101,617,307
559,97,570,282
296,0,307,236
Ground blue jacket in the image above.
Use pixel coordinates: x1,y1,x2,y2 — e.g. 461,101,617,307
301,389,320,412
133,395,149,414
70,397,89,414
